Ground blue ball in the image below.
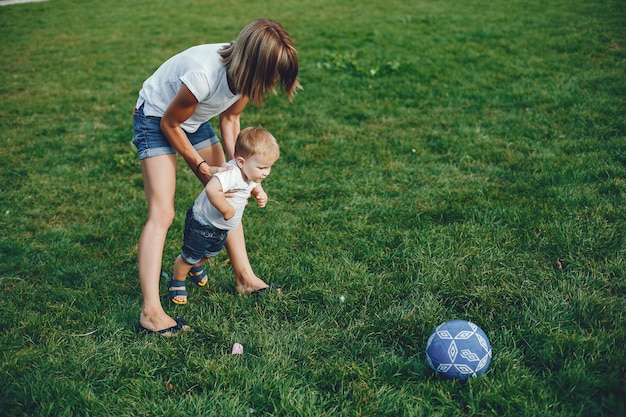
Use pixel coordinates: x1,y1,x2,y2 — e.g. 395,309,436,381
426,320,492,380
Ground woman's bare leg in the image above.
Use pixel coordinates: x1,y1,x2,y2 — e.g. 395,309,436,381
198,143,268,293
138,154,185,335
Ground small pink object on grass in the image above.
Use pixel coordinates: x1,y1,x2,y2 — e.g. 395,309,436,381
232,343,244,355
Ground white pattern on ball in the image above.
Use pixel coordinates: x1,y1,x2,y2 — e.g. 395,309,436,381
426,320,492,380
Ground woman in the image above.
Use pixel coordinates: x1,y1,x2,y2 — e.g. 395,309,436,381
133,19,300,336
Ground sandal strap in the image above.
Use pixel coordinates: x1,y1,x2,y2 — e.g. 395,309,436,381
189,265,204,275
155,316,188,335
168,280,187,297
168,279,186,288
188,266,207,285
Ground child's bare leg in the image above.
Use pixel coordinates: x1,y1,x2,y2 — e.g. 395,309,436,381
171,255,193,304
188,258,208,286
226,223,269,294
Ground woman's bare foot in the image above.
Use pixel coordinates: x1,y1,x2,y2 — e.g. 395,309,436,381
236,275,269,295
139,310,189,337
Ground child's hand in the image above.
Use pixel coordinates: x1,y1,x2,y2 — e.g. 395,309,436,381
254,190,268,208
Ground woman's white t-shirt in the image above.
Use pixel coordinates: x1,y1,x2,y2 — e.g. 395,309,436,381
136,44,241,133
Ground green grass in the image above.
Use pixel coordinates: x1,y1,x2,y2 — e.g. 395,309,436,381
1,0,625,415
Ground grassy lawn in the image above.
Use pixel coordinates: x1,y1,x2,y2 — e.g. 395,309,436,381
1,0,624,415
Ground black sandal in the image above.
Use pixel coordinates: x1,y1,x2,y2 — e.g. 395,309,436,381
138,316,189,337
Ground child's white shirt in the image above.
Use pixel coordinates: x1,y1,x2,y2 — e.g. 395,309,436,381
192,160,257,230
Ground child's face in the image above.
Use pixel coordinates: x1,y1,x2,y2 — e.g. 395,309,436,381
237,154,277,183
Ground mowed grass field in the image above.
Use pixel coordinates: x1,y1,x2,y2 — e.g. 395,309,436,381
0,0,624,416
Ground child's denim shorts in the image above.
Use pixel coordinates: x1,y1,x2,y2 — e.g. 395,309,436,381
132,105,220,160
180,207,228,265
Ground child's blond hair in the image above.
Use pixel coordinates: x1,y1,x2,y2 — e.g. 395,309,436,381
235,127,280,162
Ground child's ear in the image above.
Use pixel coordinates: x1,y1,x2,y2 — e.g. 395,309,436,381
236,156,246,168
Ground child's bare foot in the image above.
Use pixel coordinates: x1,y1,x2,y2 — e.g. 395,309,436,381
168,280,188,304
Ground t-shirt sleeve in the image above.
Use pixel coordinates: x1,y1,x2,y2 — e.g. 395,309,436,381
180,71,211,102
214,169,235,193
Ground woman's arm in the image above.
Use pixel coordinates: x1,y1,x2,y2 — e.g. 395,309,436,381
161,84,227,184
161,84,204,167
219,97,249,160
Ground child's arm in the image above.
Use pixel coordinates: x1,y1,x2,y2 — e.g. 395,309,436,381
251,183,268,208
206,176,236,220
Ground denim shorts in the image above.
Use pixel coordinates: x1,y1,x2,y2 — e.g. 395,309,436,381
180,207,228,264
132,105,220,160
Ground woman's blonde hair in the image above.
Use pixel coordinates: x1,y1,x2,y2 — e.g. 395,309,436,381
235,127,280,162
220,19,300,105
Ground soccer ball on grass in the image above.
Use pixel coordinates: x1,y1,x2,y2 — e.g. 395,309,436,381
425,319,492,380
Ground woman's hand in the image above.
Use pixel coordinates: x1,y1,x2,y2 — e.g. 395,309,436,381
224,189,239,198
195,161,233,186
